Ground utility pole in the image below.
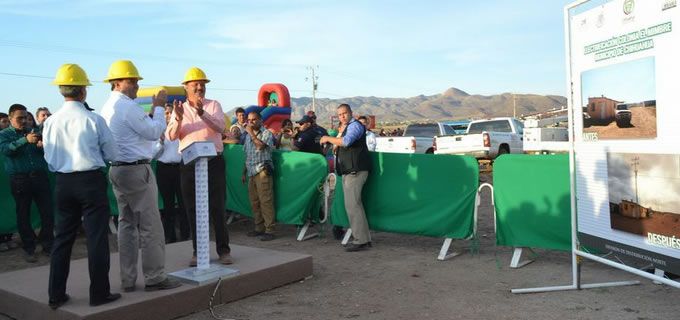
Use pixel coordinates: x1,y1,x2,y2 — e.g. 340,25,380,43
306,66,319,113
631,156,640,203
513,94,517,118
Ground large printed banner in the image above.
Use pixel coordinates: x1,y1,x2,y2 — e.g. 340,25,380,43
568,0,680,273
494,154,571,251
330,153,478,239
225,144,328,226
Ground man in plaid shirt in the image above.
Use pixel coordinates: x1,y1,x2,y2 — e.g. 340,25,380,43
241,111,276,241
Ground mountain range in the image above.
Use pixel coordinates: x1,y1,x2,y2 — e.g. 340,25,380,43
288,87,567,124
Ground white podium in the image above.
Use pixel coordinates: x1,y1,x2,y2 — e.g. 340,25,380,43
169,141,238,285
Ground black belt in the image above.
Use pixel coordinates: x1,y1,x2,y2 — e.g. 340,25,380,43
110,160,150,166
56,169,102,175
12,171,47,178
158,161,181,166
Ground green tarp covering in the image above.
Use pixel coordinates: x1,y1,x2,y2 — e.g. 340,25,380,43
1,145,328,233
330,152,479,239
493,154,571,251
225,144,328,226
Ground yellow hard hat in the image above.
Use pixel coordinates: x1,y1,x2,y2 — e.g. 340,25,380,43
52,64,92,86
104,60,143,82
182,67,210,84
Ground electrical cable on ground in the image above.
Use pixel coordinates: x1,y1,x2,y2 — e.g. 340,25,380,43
209,277,239,320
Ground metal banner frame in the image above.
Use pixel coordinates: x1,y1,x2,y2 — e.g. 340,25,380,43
513,0,680,293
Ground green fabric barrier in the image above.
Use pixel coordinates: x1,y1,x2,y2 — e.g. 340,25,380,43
224,144,328,226
330,152,479,239
493,154,571,251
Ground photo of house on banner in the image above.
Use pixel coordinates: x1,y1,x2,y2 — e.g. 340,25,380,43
607,153,680,248
581,56,657,140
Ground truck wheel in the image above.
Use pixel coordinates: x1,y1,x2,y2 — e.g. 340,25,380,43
425,148,434,154
498,146,509,155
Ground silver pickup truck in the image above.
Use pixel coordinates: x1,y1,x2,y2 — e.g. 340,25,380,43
375,122,457,154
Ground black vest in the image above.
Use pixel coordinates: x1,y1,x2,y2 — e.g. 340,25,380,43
336,120,371,175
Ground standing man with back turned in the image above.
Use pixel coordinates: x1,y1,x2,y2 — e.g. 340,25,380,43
101,60,180,292
320,104,372,252
167,67,232,266
44,64,120,309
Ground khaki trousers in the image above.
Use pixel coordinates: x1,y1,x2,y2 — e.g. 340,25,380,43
247,170,276,233
110,164,166,287
342,171,371,244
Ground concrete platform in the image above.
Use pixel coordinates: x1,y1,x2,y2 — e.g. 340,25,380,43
0,241,313,320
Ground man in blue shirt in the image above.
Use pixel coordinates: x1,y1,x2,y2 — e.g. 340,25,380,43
320,104,372,252
44,63,121,309
0,104,54,262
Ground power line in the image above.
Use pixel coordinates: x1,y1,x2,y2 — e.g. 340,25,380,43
0,39,306,68
0,71,330,96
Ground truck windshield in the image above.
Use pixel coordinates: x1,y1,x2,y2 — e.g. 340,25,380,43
403,124,439,137
467,120,512,134
616,104,628,110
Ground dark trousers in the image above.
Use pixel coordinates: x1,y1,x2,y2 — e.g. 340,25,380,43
157,162,189,243
9,171,54,254
180,154,230,255
48,170,111,303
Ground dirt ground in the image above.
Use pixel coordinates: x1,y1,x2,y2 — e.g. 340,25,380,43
583,107,657,140
1,173,680,320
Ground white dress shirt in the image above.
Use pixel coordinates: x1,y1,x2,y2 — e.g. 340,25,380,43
154,132,182,164
101,91,166,162
366,130,377,152
42,101,118,173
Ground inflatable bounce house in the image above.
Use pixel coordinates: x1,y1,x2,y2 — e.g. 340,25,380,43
135,86,186,113
237,83,292,133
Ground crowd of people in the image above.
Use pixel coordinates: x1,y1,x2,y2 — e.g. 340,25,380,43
0,60,375,310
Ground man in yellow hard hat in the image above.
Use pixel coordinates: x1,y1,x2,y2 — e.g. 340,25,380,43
167,67,233,266
101,60,181,292
43,63,121,308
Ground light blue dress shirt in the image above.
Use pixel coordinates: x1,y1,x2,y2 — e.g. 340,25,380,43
42,101,118,173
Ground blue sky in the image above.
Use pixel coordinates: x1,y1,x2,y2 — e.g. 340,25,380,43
581,57,656,106
0,0,572,114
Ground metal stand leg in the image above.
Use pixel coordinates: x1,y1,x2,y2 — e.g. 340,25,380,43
296,220,319,241
437,238,462,261
341,228,352,245
226,212,235,225
109,217,118,235
510,247,535,268
653,268,665,285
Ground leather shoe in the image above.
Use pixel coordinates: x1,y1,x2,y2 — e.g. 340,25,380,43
123,285,136,292
259,233,276,241
49,294,70,310
89,293,121,307
23,251,38,263
218,253,233,265
189,255,197,267
345,242,371,252
246,230,264,237
144,278,181,291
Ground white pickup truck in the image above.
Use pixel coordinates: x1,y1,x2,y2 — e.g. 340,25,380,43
375,122,456,154
433,117,524,159
522,127,569,154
